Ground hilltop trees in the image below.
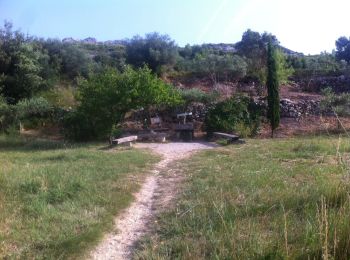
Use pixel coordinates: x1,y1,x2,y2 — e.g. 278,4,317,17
266,42,280,137
126,33,178,75
236,29,279,84
183,51,247,85
335,36,350,63
236,29,293,88
0,22,47,103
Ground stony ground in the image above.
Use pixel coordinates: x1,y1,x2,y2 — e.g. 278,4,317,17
90,142,216,260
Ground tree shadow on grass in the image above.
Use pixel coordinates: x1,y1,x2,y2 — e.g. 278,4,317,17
0,136,71,152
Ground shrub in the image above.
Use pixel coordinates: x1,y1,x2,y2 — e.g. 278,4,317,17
320,87,350,116
16,97,54,129
65,66,183,141
205,95,260,137
0,96,17,133
110,124,122,139
62,110,93,141
38,85,76,109
179,88,219,104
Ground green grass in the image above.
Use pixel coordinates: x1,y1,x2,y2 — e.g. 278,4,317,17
0,136,157,259
136,136,350,259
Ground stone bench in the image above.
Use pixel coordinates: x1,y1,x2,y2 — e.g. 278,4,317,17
111,135,138,146
213,132,240,143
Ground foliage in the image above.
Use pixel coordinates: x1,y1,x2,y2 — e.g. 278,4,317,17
15,97,55,129
235,29,293,87
236,29,279,84
0,22,48,102
179,88,219,104
0,96,16,132
16,97,53,120
320,87,350,116
126,32,178,75
183,51,247,84
65,66,182,140
266,42,280,136
37,84,77,109
205,95,260,137
335,36,350,63
0,136,157,259
276,49,294,84
292,53,342,79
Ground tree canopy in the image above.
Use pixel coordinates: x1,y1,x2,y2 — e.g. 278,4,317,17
126,32,178,75
64,66,182,140
335,36,350,63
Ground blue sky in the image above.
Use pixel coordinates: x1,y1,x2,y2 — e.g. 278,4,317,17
1,0,350,54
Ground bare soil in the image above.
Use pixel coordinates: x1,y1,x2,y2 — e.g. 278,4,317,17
89,142,215,260
259,115,350,138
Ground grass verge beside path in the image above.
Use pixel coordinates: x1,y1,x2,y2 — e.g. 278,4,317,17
0,136,157,259
136,136,350,259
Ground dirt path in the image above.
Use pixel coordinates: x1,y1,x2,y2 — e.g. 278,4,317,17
90,142,215,260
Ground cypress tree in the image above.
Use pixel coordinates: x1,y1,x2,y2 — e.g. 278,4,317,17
266,41,280,137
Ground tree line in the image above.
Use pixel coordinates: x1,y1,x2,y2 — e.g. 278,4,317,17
1,21,350,140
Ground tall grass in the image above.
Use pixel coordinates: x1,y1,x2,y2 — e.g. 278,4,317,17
0,136,157,259
136,136,350,259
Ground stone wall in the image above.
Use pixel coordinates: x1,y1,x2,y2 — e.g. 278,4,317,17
255,98,321,119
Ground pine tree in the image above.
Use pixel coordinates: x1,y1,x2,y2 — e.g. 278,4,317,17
266,42,280,137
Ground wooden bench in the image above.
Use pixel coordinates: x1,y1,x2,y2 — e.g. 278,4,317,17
111,135,138,146
213,132,239,143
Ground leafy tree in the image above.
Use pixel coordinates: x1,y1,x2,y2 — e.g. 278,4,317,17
276,49,294,84
0,22,46,102
266,42,280,137
42,39,92,80
65,66,182,140
16,96,53,120
126,33,178,75
335,36,350,63
93,44,126,71
179,88,219,104
192,52,247,84
236,29,278,84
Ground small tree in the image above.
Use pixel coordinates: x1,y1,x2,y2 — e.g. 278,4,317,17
266,42,280,137
65,66,182,141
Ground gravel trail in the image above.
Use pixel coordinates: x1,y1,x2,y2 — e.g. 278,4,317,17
90,142,215,260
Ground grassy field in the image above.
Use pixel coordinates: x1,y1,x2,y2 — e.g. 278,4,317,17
136,136,350,259
0,136,157,259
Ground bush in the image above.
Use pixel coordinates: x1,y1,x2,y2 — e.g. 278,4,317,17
205,95,260,137
62,110,93,141
320,87,350,116
0,96,17,133
179,88,219,104
110,124,122,139
16,97,54,129
65,66,183,141
38,85,77,109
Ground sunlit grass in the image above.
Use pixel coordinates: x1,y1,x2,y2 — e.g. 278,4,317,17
0,136,157,259
136,136,350,259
